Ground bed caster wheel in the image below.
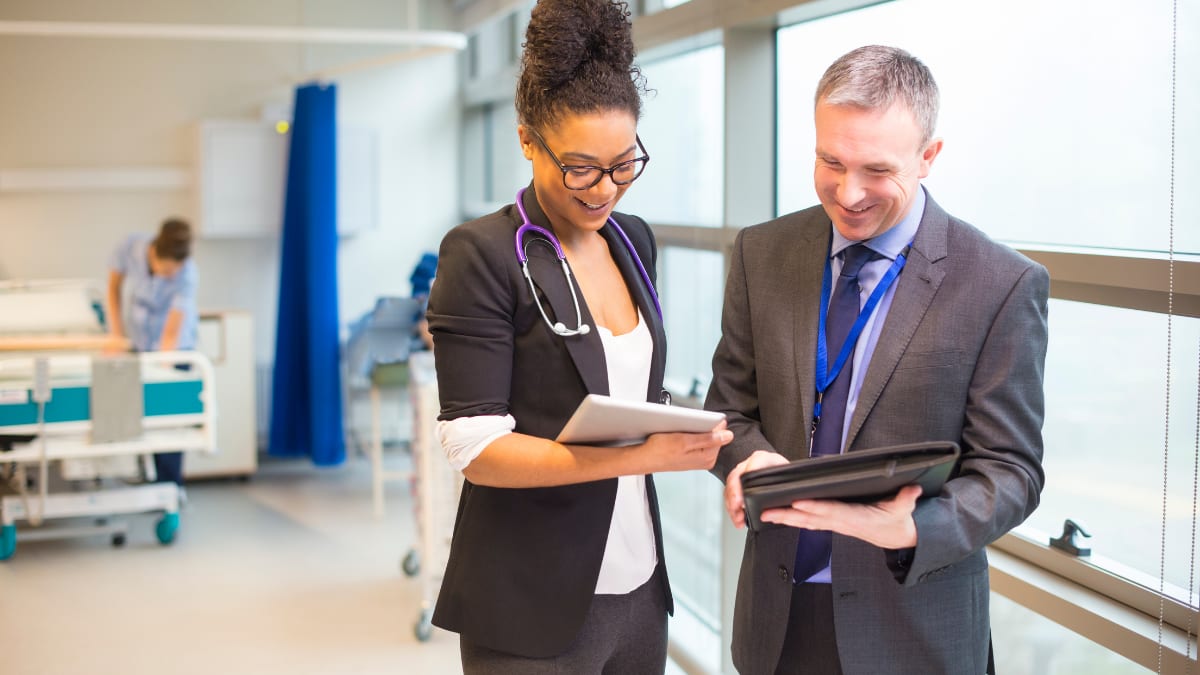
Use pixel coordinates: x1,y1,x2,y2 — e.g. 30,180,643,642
155,512,179,545
0,524,15,561
111,532,127,548
414,609,433,642
402,549,420,577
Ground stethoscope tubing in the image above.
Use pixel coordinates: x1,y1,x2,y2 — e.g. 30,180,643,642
512,187,661,337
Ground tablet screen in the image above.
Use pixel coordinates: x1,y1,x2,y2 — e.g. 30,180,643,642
555,394,726,445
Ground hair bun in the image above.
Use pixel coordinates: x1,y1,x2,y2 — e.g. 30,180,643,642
523,0,635,93
517,0,645,129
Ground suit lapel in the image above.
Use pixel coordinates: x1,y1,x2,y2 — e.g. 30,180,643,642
519,188,609,395
844,196,950,450
602,218,666,402
792,217,830,458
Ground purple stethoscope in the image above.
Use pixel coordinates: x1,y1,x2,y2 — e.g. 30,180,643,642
513,187,661,337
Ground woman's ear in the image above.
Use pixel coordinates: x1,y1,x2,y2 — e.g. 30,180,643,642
517,125,535,161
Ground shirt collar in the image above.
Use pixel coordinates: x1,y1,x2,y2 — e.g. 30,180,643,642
830,185,926,261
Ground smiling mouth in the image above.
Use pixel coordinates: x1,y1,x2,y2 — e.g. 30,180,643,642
577,197,609,210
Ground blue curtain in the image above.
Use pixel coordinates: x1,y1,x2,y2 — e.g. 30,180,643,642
269,83,345,466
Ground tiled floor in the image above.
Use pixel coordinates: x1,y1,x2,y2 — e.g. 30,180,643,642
1,453,463,674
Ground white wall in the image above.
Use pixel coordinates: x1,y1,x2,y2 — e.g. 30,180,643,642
0,0,461,365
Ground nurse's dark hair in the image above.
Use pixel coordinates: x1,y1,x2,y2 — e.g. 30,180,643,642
516,0,646,130
153,218,192,261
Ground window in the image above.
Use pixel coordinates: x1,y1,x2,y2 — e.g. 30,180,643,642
460,105,486,207
776,0,1199,256
639,0,694,14
619,45,725,227
488,102,529,204
1028,299,1199,596
991,593,1152,674
622,42,729,675
659,247,724,399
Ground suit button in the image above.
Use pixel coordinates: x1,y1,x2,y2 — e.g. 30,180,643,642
778,565,789,581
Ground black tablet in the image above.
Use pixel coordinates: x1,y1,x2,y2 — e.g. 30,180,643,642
740,441,960,532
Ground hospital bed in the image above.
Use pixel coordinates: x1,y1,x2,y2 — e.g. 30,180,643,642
0,279,217,559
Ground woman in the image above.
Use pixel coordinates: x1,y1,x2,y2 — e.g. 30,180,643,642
426,1,732,672
106,217,198,486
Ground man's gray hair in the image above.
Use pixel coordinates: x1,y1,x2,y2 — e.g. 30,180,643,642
815,45,940,146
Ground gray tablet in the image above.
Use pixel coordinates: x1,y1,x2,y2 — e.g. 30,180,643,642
555,394,726,446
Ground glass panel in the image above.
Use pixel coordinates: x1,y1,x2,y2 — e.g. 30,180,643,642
776,0,1199,254
655,245,726,658
460,106,486,206
657,469,724,625
659,247,724,397
991,593,1153,674
641,0,693,14
619,46,725,227
1029,299,1200,597
488,102,530,203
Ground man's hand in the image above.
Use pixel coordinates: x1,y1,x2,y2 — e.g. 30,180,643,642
723,450,789,529
759,484,922,549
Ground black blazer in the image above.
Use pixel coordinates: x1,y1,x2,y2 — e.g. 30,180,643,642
427,185,674,658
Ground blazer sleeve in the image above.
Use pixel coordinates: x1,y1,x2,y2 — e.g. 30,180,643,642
706,227,779,482
905,261,1049,585
426,223,517,421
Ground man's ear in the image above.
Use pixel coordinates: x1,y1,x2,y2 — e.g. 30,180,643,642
918,137,943,179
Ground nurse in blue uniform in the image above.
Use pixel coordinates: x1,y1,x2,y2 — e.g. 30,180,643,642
106,217,198,486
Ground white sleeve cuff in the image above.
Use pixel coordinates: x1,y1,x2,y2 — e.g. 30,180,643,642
436,414,516,471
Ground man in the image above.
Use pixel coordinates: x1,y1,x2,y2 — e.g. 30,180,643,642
706,45,1048,674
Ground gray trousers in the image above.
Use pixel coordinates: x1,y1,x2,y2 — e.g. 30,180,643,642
460,575,668,674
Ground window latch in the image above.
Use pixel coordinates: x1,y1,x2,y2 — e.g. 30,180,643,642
1049,519,1092,557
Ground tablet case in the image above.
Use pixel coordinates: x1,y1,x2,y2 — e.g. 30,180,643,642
740,441,960,532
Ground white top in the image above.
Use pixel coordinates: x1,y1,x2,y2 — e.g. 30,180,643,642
592,311,658,594
435,310,658,596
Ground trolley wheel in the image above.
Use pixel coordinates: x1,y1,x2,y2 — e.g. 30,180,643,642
0,524,15,561
402,549,420,577
414,609,434,642
155,512,180,545
111,532,127,548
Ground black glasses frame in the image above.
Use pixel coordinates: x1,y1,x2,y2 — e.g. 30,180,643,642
528,127,650,190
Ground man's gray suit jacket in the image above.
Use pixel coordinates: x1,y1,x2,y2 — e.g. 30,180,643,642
706,192,1049,675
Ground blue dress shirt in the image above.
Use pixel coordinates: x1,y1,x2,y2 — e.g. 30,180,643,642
806,186,926,584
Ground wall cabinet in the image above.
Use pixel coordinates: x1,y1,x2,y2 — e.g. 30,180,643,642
194,119,376,238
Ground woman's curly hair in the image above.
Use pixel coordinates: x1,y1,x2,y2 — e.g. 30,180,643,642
516,0,648,131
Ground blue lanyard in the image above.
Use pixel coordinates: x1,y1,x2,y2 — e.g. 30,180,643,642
812,243,912,425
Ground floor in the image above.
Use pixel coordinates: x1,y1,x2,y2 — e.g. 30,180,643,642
0,453,464,675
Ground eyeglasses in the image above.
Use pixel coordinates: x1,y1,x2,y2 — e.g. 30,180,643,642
528,127,650,190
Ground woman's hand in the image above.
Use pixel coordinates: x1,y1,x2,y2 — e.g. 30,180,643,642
639,420,732,473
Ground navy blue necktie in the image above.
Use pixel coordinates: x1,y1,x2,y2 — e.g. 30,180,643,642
793,243,878,582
